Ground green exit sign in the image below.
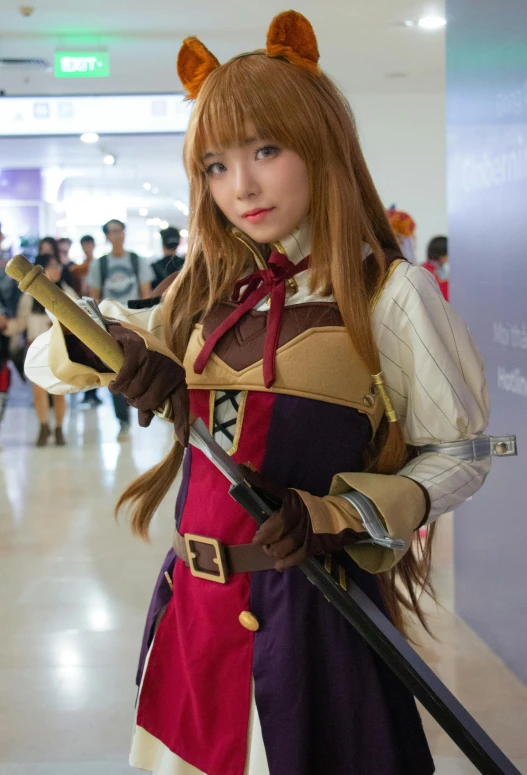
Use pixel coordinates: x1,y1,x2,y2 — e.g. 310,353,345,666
55,52,110,78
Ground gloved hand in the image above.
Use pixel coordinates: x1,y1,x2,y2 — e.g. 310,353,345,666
107,322,190,446
241,467,366,571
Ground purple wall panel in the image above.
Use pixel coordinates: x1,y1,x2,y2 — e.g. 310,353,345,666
447,0,527,683
0,169,41,201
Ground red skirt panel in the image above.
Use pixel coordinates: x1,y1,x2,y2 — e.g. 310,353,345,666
136,390,276,775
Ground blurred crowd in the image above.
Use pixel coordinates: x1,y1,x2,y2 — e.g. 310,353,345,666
0,220,184,448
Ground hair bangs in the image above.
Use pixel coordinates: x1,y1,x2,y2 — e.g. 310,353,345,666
187,54,310,173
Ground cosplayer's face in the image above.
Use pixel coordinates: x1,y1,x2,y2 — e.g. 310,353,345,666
204,128,310,243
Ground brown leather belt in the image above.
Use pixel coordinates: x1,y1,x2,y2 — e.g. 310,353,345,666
173,530,275,584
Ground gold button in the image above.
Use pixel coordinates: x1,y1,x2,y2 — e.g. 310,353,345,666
239,611,260,632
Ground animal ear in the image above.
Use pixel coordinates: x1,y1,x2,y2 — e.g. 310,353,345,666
177,37,220,99
266,11,320,75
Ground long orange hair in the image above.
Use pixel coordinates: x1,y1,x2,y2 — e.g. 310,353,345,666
117,51,435,632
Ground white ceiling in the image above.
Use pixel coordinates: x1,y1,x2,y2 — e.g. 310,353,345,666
0,0,446,96
0,134,189,226
0,0,446,226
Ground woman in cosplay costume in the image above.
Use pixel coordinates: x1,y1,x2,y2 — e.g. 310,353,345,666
25,11,492,775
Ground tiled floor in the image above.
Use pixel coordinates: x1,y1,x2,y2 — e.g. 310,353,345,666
1,396,526,774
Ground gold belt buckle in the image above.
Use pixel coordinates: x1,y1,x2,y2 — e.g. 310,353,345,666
184,533,228,584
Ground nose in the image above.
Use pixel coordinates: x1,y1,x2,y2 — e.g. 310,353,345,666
234,160,259,201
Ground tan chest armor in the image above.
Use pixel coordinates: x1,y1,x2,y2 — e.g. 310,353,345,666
184,300,385,435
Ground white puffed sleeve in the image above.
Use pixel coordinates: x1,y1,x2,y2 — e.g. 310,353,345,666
372,262,490,523
24,300,165,394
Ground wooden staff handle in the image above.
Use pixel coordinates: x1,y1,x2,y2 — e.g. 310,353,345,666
5,254,193,427
7,253,124,371
6,254,125,373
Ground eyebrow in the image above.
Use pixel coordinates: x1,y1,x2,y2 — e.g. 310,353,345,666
202,136,259,161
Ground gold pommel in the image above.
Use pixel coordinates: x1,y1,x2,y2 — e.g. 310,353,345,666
371,371,398,424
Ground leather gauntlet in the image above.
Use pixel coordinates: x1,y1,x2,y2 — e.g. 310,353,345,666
242,467,366,570
106,322,190,446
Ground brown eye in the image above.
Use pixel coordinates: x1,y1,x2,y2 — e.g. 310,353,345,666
255,145,280,161
206,162,226,176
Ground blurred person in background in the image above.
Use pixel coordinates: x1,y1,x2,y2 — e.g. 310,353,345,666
0,236,24,396
57,236,72,264
38,236,60,260
73,235,96,295
0,222,13,262
75,235,103,408
38,236,76,293
0,226,20,318
423,236,449,301
87,219,153,440
57,236,82,295
0,278,13,447
151,226,183,289
0,328,9,447
0,237,22,446
0,254,78,446
386,205,417,262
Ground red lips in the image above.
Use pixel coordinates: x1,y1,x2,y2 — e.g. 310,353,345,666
241,207,275,224
242,208,272,218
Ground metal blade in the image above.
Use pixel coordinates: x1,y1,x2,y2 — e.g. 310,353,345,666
189,417,245,486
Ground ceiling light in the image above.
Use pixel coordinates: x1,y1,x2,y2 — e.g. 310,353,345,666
180,229,189,238
143,182,152,191
160,220,169,229
80,132,99,144
403,20,415,27
418,16,446,29
139,208,148,216
103,154,115,165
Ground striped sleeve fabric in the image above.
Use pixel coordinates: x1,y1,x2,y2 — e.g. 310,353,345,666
372,262,491,523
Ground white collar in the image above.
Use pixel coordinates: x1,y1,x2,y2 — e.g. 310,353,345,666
233,219,372,270
273,221,312,265
274,222,372,265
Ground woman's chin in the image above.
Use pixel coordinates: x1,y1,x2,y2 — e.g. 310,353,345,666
236,222,292,245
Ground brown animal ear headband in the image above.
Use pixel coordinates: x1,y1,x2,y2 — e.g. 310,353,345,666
177,10,320,100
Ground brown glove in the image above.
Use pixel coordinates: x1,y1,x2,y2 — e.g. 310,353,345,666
242,467,365,571
106,322,189,446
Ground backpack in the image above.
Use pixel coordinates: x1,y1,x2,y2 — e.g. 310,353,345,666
99,252,140,297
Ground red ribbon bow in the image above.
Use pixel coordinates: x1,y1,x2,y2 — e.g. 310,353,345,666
193,251,310,388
